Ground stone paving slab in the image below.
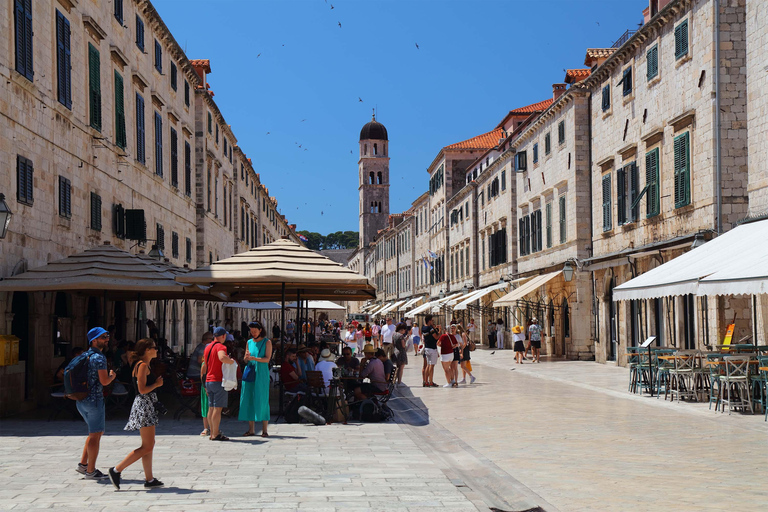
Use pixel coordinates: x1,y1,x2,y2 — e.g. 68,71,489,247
0,417,485,512
399,348,768,512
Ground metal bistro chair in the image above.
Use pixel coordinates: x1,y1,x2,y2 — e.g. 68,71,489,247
653,348,677,399
706,353,725,411
750,355,768,418
669,351,698,402
627,347,641,393
721,355,753,415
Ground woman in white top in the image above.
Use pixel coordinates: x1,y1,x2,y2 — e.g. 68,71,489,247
467,318,476,343
344,325,357,355
496,318,505,350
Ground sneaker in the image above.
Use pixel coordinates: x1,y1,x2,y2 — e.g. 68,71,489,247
108,467,121,490
458,379,466,384
76,463,88,475
85,469,109,480
470,376,476,384
144,478,164,488
442,383,452,388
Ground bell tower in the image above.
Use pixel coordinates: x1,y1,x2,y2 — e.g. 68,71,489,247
358,112,390,248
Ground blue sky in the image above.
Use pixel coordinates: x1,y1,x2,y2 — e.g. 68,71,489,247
154,0,646,233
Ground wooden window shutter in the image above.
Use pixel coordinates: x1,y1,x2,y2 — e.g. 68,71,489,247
156,223,165,250
172,232,179,258
59,176,72,218
135,16,144,51
647,45,658,81
17,156,33,205
617,166,626,225
154,40,162,72
602,174,612,231
558,121,565,144
622,67,632,96
675,20,689,60
646,148,660,217
519,218,525,256
170,128,178,187
114,203,125,238
88,44,101,131
629,162,639,221
602,85,610,112
91,192,102,231
536,210,542,252
136,93,145,163
170,62,177,90
559,196,566,243
154,112,163,177
114,72,126,149
674,132,691,207
185,81,190,106
15,0,34,81
546,202,552,248
184,141,191,196
545,133,551,155
186,237,192,263
56,11,72,109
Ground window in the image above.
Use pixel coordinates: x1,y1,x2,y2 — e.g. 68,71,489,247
645,148,660,217
602,174,612,231
223,138,227,155
215,125,219,144
136,93,145,164
90,192,102,231
601,84,611,112
647,44,658,81
114,72,126,149
184,141,191,197
14,0,34,81
620,67,633,96
501,170,506,191
558,120,565,144
545,202,552,248
114,0,123,24
207,112,212,133
16,156,34,205
674,19,689,60
617,162,639,225
135,15,144,51
154,40,162,73
154,112,163,177
56,10,72,109
172,232,179,259
519,216,530,256
514,151,527,172
170,128,178,187
489,229,508,267
167,61,177,91
184,81,190,107
185,238,192,263
113,203,125,238
533,143,539,164
559,196,566,243
544,133,551,155
59,176,71,218
674,132,691,208
88,44,101,131
465,246,470,275
156,223,165,250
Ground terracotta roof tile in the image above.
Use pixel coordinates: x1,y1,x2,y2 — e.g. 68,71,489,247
564,68,591,84
507,99,554,115
444,128,504,150
584,48,616,66
190,59,211,73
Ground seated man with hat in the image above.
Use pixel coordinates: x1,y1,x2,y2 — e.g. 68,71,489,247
314,348,337,391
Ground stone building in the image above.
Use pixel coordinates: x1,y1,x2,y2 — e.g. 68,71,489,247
579,0,750,363
0,0,297,415
746,0,768,213
511,84,594,359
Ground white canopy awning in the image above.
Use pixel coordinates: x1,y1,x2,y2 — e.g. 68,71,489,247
369,302,392,316
224,301,281,310
613,219,768,300
454,281,510,310
285,300,346,310
446,289,481,307
494,271,562,307
378,299,406,316
401,296,424,310
403,293,460,317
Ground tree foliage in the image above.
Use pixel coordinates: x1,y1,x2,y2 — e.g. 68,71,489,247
297,230,359,251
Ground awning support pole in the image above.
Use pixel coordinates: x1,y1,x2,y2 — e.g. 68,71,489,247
279,283,286,416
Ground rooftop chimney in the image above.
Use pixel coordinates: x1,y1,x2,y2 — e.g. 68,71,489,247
553,83,567,101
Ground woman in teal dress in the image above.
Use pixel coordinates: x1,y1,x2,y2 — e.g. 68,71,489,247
239,321,273,437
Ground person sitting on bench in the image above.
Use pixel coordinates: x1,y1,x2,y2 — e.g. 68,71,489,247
354,348,388,400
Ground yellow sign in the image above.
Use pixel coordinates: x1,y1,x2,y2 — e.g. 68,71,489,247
722,324,735,350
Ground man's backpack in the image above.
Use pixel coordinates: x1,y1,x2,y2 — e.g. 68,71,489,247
63,349,93,401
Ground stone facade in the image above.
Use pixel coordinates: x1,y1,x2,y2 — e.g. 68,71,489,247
746,0,768,213
0,0,298,416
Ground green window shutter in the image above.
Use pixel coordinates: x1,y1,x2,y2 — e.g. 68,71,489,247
114,72,126,149
629,162,639,222
558,121,565,144
91,192,102,231
15,0,34,81
546,202,552,248
602,174,612,231
674,132,691,208
647,45,658,81
602,85,610,111
545,133,551,155
88,43,101,131
559,196,566,243
207,112,212,133
136,93,145,163
617,166,626,225
675,20,689,60
645,148,660,217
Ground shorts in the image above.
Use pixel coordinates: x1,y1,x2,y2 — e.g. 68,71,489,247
424,348,438,365
201,386,209,416
531,339,542,349
76,399,106,434
205,381,228,408
440,352,454,363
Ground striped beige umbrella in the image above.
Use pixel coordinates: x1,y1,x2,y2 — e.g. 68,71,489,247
179,238,376,301
0,242,216,300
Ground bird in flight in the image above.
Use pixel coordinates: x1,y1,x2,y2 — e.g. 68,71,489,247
331,4,334,8
338,22,342,28
358,97,363,102
257,53,261,58
350,150,353,154
321,211,324,215
301,119,306,122
596,21,600,26
415,43,419,49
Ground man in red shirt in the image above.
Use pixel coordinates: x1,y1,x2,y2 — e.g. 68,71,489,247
201,327,236,441
281,349,308,393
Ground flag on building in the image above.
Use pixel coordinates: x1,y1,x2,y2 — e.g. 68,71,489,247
428,250,438,259
298,234,309,242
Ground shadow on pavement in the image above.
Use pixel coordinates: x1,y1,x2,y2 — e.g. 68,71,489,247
388,384,430,427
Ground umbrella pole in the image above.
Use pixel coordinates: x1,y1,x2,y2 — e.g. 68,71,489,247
162,299,167,339
297,290,302,345
136,292,141,341
279,283,286,416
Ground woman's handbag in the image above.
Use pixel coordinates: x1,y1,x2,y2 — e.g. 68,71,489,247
153,397,168,416
468,339,476,352
242,363,256,383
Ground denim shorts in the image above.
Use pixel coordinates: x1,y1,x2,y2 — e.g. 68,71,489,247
206,381,228,408
76,399,105,433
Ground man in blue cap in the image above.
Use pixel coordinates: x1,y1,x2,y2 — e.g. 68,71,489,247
76,326,116,480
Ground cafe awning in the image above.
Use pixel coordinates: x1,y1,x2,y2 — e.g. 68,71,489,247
224,301,282,310
285,300,346,310
401,296,424,310
369,302,392,316
378,299,406,315
454,281,511,310
493,271,562,307
613,219,768,300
